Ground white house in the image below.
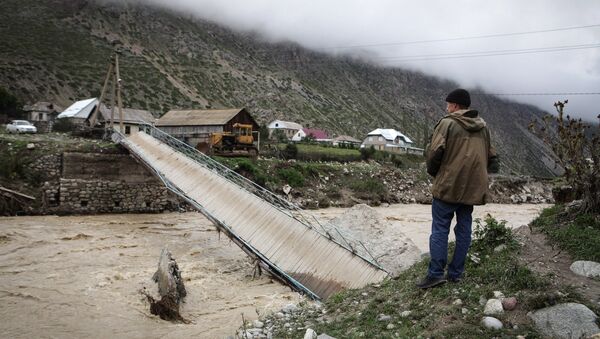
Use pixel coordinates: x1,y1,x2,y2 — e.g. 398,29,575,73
361,128,423,155
267,120,303,140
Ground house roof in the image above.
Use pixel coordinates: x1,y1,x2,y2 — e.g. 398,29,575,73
57,98,98,119
367,128,413,144
303,128,329,139
99,106,156,124
23,101,63,113
268,120,303,130
156,108,246,126
333,135,361,143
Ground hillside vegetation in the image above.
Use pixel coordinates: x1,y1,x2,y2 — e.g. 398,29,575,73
0,0,558,176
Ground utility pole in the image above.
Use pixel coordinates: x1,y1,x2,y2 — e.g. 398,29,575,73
115,53,124,134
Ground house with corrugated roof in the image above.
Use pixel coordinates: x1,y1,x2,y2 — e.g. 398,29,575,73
99,107,156,134
361,128,423,155
23,101,64,133
332,135,362,148
57,98,155,134
267,120,303,140
155,108,259,146
302,128,330,142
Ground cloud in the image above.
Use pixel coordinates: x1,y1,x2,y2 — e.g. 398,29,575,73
133,0,600,120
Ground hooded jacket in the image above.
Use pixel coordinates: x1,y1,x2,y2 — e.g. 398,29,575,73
426,109,499,205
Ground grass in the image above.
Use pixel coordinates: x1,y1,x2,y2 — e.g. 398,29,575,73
531,205,600,261
267,215,593,339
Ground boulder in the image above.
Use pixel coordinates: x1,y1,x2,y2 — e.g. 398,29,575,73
481,317,503,330
529,303,599,339
484,299,504,315
570,261,600,278
502,297,517,311
304,328,317,339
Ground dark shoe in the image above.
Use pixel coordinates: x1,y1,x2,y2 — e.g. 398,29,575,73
446,275,462,283
416,275,447,289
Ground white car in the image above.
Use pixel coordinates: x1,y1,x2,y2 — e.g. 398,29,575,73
6,120,37,134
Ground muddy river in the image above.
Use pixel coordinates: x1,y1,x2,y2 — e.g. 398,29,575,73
0,203,549,338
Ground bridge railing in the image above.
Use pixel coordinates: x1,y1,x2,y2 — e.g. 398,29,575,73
132,124,384,271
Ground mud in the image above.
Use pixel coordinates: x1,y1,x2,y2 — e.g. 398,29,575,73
0,213,300,339
0,204,548,338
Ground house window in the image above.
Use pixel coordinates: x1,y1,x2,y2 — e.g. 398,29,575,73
368,136,373,141
378,136,383,141
125,126,131,134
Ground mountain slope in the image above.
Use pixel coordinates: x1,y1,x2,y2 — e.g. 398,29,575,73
0,0,558,175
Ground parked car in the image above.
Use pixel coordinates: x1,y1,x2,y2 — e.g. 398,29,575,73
6,120,37,134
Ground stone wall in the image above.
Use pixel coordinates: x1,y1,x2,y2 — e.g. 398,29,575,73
56,178,175,213
34,151,183,214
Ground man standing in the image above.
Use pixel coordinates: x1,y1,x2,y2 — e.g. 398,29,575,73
417,88,499,289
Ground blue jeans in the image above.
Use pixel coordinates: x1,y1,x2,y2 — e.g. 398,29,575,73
428,198,474,279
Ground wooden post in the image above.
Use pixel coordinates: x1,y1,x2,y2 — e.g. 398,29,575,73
109,74,116,130
89,61,114,127
115,54,124,134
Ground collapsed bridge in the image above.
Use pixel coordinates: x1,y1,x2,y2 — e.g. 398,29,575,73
115,126,388,299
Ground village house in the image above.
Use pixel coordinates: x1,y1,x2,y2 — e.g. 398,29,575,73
300,128,330,142
155,108,259,147
57,98,155,134
332,135,362,148
22,101,64,132
267,120,303,140
99,107,156,134
361,128,423,155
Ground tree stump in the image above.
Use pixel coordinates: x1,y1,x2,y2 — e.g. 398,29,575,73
147,248,187,322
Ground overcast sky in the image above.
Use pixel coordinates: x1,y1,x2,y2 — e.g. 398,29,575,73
137,0,600,120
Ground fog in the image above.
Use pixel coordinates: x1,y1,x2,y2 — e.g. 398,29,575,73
132,0,599,120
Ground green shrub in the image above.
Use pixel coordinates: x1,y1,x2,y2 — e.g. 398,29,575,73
359,146,375,160
471,215,516,252
277,167,304,187
282,143,298,160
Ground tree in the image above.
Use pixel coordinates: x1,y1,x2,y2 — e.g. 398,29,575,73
530,101,600,213
0,87,22,118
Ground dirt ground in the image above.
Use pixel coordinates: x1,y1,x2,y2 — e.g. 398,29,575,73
0,204,549,338
515,225,600,308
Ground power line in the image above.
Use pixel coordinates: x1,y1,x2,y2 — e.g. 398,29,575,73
377,43,600,63
324,23,600,50
472,92,600,96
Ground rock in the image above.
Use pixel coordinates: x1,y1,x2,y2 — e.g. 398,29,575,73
461,308,468,314
26,143,35,149
253,320,264,328
570,261,600,278
283,304,298,314
481,316,503,330
275,312,285,319
502,297,518,311
479,296,487,306
493,291,505,299
377,314,391,322
400,311,411,317
317,334,337,339
529,303,599,339
484,299,504,315
452,299,463,306
282,185,292,195
493,244,507,252
386,323,395,329
304,328,317,339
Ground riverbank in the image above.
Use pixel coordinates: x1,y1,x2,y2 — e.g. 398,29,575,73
0,204,548,338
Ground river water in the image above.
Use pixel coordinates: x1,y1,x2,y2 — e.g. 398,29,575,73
0,203,549,338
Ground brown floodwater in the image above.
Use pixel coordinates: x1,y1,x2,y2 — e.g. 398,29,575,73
0,203,549,338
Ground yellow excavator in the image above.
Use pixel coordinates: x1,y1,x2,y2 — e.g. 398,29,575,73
197,123,258,157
